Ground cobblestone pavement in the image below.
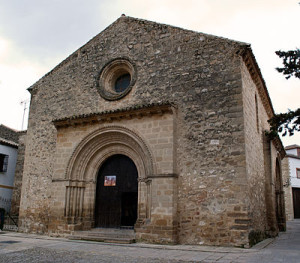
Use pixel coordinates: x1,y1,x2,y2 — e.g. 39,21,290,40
0,220,299,262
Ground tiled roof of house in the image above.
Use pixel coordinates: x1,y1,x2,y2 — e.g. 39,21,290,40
0,124,19,144
0,137,18,148
285,144,300,150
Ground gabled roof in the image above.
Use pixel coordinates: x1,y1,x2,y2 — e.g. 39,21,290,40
28,15,248,92
27,16,275,120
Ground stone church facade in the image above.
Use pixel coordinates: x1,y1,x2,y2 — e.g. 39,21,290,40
18,16,285,247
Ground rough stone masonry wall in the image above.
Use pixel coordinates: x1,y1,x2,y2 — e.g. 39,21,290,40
241,58,279,239
282,158,294,220
20,16,250,245
10,132,27,216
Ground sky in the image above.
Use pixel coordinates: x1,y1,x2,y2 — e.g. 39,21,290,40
0,0,299,146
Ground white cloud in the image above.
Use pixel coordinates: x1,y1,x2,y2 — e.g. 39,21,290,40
0,36,46,130
0,60,40,130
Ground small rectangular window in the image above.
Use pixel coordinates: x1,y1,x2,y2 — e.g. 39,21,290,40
297,168,300,179
0,154,9,172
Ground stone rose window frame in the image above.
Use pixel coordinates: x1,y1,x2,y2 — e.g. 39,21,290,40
97,58,137,101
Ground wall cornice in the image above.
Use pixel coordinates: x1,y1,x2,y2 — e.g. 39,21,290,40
53,102,175,128
240,46,275,119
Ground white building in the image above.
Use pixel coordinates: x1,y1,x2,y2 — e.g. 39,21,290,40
0,125,19,212
284,144,300,220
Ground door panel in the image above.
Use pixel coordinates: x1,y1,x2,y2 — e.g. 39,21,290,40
293,188,300,219
121,192,138,226
95,155,138,228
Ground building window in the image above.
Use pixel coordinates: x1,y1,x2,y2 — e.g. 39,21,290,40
297,168,300,179
0,154,9,173
114,73,131,93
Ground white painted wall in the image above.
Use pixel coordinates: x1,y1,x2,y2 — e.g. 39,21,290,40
287,155,300,189
0,144,18,212
286,148,298,157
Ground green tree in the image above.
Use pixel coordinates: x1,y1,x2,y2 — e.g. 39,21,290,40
267,49,300,138
275,49,300,79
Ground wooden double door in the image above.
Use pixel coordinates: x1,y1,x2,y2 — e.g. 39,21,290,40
94,154,138,228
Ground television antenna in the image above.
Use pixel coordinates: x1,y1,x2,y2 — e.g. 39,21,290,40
20,99,30,130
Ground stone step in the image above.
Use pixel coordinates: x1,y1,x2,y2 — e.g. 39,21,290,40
68,228,135,244
68,235,135,244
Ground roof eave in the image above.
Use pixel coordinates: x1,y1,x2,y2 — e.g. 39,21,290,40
241,46,275,119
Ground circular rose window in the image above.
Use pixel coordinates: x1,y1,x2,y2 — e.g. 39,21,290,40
97,58,136,101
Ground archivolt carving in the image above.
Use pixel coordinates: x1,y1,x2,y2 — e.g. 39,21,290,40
66,126,155,181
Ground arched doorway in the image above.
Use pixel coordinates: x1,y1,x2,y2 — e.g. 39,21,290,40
63,126,155,231
94,154,138,228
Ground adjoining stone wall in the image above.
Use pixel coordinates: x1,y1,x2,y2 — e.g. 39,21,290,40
241,59,268,236
282,158,294,220
10,131,27,216
19,16,282,246
241,58,285,239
